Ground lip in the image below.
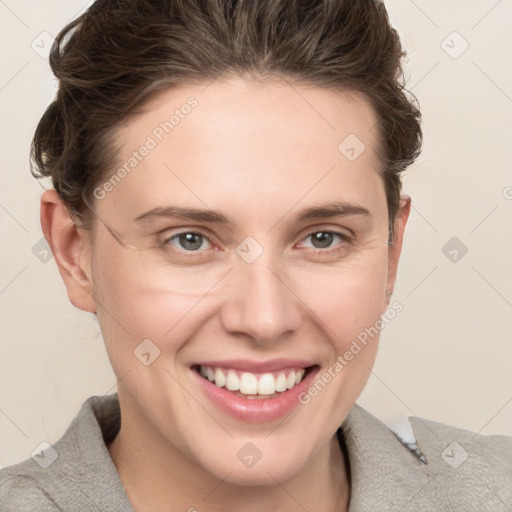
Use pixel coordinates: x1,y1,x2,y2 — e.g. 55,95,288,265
191,363,319,423
193,358,316,373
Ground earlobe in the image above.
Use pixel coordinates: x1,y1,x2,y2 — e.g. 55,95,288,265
40,189,97,313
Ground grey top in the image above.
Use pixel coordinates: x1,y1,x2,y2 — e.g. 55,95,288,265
1,393,511,511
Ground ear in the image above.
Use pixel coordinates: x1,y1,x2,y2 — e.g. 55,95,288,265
40,189,96,313
385,195,411,305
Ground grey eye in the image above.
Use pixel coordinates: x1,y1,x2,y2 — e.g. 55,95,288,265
310,232,335,249
166,232,209,251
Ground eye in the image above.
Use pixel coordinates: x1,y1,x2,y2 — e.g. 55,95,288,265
298,230,351,252
163,231,213,252
161,229,351,257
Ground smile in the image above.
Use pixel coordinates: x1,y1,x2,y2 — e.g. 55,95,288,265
191,361,319,422
196,365,308,398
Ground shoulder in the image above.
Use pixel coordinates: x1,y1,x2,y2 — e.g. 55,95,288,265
342,405,512,511
0,462,59,511
0,393,129,511
0,406,85,511
410,414,512,510
410,412,512,471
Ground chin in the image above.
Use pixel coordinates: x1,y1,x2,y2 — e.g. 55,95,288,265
213,457,304,487
187,437,310,487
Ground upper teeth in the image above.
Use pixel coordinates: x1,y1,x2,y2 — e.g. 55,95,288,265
199,365,306,395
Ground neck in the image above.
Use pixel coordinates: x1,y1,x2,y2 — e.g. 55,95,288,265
107,395,350,512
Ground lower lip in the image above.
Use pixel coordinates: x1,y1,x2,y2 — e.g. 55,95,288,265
192,366,319,423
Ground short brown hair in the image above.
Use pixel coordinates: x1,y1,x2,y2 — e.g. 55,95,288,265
31,0,422,238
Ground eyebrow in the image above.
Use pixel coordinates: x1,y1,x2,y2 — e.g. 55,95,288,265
133,201,371,226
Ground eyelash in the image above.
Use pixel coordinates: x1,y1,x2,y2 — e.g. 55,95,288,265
161,229,352,257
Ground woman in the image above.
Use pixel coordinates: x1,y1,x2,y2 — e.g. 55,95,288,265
1,0,510,510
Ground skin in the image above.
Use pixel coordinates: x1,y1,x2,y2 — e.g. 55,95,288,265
40,77,411,512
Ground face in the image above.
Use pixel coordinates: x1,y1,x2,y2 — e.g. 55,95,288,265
47,77,409,485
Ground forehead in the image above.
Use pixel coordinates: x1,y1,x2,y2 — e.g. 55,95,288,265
99,77,386,227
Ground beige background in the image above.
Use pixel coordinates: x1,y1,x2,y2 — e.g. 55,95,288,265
1,0,511,467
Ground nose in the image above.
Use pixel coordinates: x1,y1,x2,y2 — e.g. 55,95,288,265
219,249,302,346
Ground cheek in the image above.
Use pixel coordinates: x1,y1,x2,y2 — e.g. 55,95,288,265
95,267,195,344
91,246,185,363
291,254,389,347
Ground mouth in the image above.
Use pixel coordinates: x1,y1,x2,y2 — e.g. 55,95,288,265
191,361,319,422
192,364,316,399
